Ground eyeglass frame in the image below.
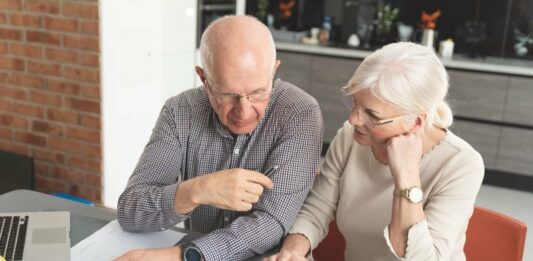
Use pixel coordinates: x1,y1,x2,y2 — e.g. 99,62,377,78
340,86,412,128
203,74,275,105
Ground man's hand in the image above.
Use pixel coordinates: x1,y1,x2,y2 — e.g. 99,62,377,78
263,249,308,261
192,168,274,211
113,246,182,261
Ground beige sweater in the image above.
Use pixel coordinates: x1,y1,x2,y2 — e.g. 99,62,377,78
290,121,484,260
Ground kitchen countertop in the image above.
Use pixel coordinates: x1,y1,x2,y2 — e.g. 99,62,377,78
276,41,533,77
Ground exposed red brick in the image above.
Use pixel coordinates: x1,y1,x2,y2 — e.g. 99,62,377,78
0,12,6,24
43,16,78,32
32,120,63,135
63,66,99,83
28,61,61,76
9,13,40,27
34,160,50,176
47,79,80,95
0,28,23,40
68,155,100,172
0,127,12,139
0,57,25,70
66,97,99,113
76,186,101,202
10,43,43,58
0,114,28,129
9,73,44,88
33,147,65,164
81,114,99,129
0,0,21,10
63,2,98,19
81,143,100,158
26,30,61,45
80,53,98,67
80,21,98,35
24,0,59,14
63,35,98,51
84,173,101,187
45,48,78,63
30,90,63,106
0,86,27,100
66,126,99,142
0,42,7,54
0,141,29,155
81,85,100,99
0,100,11,112
35,176,66,193
48,136,81,153
15,131,46,146
47,108,79,124
12,102,44,118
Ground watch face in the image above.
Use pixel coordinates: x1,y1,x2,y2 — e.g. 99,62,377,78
409,187,423,203
185,247,202,261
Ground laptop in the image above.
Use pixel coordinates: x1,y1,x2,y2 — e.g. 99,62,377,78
0,212,70,261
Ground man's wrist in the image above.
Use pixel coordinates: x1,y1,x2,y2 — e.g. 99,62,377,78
174,179,201,214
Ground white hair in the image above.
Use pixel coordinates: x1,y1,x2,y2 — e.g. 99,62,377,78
199,15,277,76
344,42,453,129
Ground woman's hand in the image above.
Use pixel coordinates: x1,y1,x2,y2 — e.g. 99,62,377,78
385,132,423,188
263,249,308,261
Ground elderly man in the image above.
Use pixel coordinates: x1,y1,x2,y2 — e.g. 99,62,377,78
115,15,323,261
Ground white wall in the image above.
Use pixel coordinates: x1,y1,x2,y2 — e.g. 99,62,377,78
101,0,197,208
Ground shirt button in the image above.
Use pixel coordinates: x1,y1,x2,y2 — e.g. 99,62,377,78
234,148,240,154
224,217,229,222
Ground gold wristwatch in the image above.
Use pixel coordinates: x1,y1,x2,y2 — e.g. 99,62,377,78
393,186,424,204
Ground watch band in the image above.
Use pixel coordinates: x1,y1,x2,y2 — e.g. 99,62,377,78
393,186,423,204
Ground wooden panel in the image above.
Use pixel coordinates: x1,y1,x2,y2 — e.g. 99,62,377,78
309,56,361,143
496,127,533,176
449,120,501,169
447,70,508,121
276,51,313,93
503,76,533,126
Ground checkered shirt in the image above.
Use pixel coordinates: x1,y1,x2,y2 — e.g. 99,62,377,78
117,80,323,260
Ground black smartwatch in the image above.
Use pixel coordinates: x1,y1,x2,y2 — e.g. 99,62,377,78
181,242,204,261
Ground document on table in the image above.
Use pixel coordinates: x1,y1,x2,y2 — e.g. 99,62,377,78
71,220,186,261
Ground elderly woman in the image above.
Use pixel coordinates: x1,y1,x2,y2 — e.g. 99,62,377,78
266,42,484,260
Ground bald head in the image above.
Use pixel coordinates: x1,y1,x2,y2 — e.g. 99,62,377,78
199,15,277,79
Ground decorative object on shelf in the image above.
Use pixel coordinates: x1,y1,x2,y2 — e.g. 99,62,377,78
397,22,413,42
302,27,320,45
373,2,398,45
513,27,533,56
439,39,455,59
347,34,360,47
319,15,332,45
419,10,441,49
256,0,269,23
278,0,295,20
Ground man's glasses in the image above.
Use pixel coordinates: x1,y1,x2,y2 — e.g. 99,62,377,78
340,87,409,128
204,77,273,105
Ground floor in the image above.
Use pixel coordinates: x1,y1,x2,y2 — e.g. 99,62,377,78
476,184,533,260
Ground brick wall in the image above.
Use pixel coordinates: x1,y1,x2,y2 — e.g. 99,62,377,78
0,0,101,203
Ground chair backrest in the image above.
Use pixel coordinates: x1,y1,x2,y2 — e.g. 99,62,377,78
465,206,527,261
0,150,34,194
312,220,346,261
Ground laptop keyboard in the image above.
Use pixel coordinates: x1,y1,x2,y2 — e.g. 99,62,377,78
0,215,29,261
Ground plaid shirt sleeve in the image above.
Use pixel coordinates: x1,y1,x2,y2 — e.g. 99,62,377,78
192,105,323,260
117,101,190,232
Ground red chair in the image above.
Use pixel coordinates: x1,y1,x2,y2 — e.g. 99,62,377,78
312,220,345,261
313,207,528,261
465,206,527,261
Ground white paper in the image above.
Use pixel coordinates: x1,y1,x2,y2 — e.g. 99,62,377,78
71,220,186,261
